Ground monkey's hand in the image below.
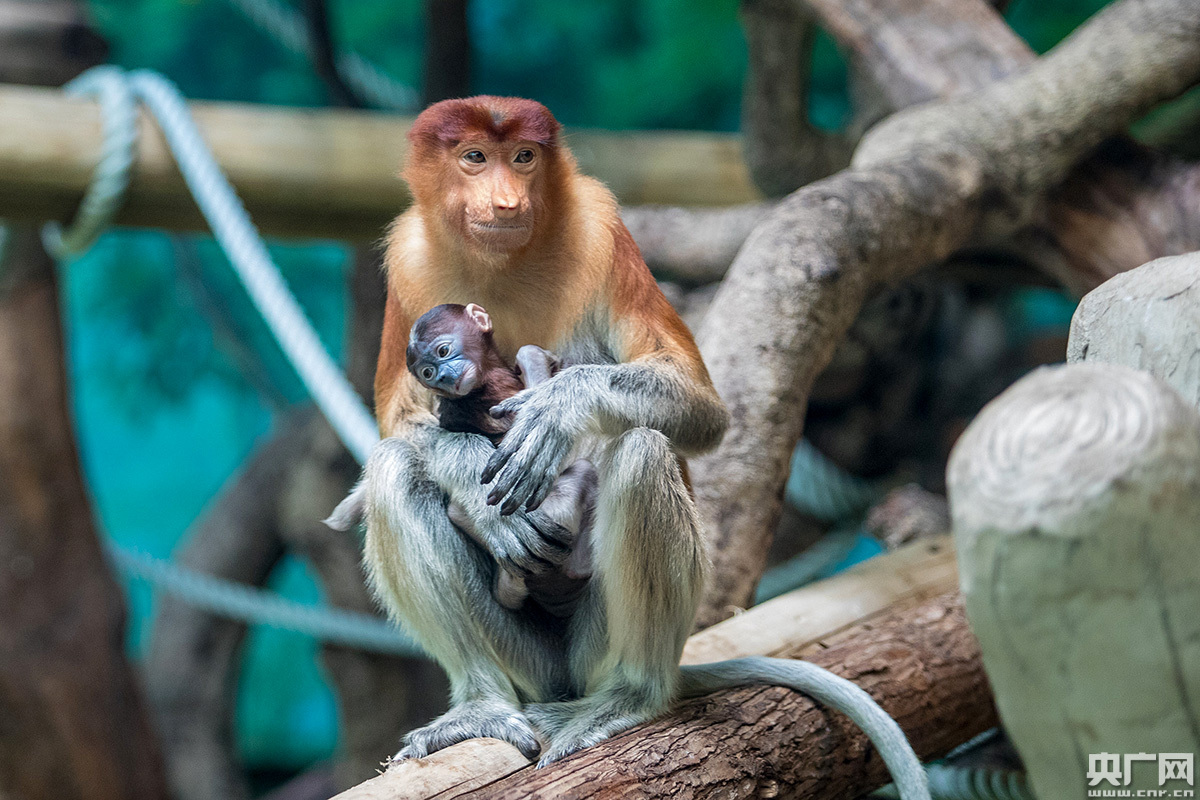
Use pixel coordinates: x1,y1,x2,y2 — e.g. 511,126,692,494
425,426,576,574
456,502,576,578
481,370,594,515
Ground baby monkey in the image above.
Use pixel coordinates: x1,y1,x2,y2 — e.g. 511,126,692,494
406,303,595,616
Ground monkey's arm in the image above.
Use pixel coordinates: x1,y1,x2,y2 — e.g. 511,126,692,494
514,345,559,388
483,231,728,514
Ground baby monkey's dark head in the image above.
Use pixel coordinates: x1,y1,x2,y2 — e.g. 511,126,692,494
407,303,497,397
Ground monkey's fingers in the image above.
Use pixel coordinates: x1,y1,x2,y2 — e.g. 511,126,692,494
523,439,571,513
527,513,573,548
524,474,558,514
505,455,555,516
486,434,541,506
489,394,525,419
481,432,522,484
499,466,543,516
500,431,568,514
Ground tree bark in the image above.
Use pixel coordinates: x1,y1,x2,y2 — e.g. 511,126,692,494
691,0,1200,626
622,202,776,285
739,0,852,197
627,0,1200,291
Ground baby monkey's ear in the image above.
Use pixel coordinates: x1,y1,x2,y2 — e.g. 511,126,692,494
464,303,493,333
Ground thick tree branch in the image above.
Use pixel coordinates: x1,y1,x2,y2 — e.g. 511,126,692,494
632,0,1200,290
691,0,1200,625
623,202,776,285
740,0,852,196
803,0,1029,113
338,591,991,799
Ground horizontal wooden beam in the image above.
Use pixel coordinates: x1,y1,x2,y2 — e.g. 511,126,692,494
0,84,759,241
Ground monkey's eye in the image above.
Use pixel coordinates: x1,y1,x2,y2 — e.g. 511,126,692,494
420,366,435,382
462,150,486,164
436,343,452,358
514,149,535,164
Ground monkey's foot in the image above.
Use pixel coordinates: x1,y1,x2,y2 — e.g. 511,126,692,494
526,690,665,767
524,698,586,742
392,701,540,762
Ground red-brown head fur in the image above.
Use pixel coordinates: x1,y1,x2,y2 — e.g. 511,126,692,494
403,97,571,256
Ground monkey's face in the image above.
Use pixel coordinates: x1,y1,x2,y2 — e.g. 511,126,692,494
408,332,480,398
445,140,542,252
406,303,495,397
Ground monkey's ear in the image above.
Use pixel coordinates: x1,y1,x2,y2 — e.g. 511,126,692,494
465,303,493,333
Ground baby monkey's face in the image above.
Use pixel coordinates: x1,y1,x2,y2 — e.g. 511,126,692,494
406,302,496,398
409,332,480,397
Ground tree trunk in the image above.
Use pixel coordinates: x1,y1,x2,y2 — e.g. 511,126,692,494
421,0,470,106
0,227,168,799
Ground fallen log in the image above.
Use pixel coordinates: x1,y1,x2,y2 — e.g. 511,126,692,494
333,539,986,800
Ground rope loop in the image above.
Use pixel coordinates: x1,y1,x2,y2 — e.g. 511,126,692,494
42,66,140,259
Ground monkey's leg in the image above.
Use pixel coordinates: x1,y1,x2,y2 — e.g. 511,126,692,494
362,437,569,761
526,428,707,765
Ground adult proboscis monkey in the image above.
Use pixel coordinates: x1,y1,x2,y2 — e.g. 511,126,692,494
335,96,929,798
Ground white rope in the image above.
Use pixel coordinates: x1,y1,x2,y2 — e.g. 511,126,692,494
42,67,379,463
127,69,380,463
224,0,418,110
42,66,140,259
111,543,421,657
40,65,394,653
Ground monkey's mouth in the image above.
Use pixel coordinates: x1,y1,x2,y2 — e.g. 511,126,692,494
449,364,478,396
468,220,533,249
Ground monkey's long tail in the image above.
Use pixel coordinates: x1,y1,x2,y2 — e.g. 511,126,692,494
679,656,931,800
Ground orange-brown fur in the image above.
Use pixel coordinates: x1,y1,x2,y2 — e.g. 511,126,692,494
374,100,714,440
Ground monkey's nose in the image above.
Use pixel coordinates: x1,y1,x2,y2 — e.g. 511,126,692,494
492,195,520,219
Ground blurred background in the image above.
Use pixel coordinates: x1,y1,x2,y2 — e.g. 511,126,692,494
13,0,1153,793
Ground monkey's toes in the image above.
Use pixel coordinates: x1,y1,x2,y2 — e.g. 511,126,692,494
524,699,583,741
394,705,542,763
535,728,610,767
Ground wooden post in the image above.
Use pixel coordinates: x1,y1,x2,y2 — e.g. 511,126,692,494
948,362,1200,796
1067,251,1200,408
